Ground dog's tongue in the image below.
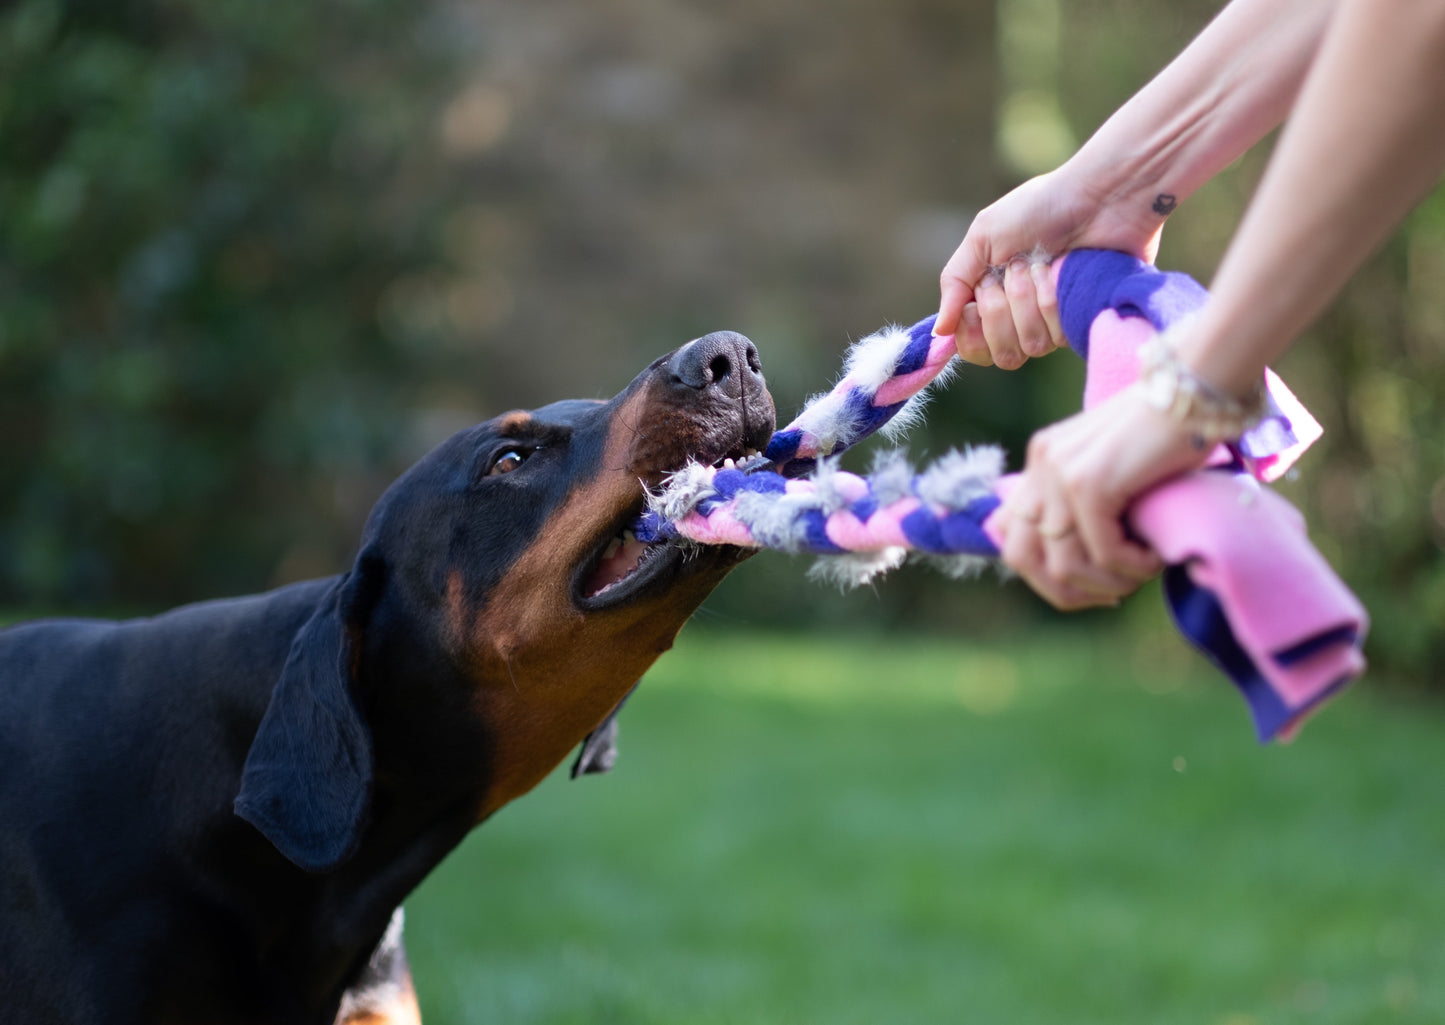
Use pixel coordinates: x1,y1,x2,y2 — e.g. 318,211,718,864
583,532,649,597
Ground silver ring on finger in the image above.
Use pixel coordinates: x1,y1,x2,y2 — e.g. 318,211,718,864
1038,521,1076,541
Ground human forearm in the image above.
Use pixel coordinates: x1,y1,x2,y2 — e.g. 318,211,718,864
1176,0,1445,394
1065,0,1333,224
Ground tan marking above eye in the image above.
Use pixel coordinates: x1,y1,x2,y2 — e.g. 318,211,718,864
494,411,534,433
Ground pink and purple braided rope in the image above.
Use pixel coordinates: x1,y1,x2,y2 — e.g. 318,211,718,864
635,249,1368,741
636,255,1310,574
633,315,1002,584
758,316,961,478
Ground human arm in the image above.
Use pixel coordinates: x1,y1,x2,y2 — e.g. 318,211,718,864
998,0,1445,610
937,0,1334,368
1171,0,1445,394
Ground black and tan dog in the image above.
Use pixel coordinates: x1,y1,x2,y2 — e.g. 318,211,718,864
0,332,775,1024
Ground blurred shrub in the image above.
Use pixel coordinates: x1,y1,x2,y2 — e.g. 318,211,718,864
0,0,1009,621
0,0,463,606
1289,191,1445,684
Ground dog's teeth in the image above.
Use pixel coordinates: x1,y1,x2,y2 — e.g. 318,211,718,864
622,530,637,545
603,537,622,559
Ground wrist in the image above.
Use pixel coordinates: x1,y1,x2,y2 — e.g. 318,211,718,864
1136,321,1268,443
1056,144,1177,255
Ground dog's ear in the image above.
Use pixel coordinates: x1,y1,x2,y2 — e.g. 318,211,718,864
235,557,383,872
571,685,638,778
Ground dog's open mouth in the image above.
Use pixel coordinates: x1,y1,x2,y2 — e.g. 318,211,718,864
576,445,762,607
581,524,662,601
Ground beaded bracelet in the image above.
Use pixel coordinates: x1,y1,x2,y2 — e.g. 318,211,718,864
1137,330,1268,443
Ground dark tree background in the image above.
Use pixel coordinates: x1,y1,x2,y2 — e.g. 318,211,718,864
3,0,1442,684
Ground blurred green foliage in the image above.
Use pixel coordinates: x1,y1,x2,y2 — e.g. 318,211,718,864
1295,200,1445,685
0,0,460,605
2,0,1442,685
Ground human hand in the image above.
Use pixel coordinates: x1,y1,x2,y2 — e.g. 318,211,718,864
937,167,1166,368
989,384,1210,610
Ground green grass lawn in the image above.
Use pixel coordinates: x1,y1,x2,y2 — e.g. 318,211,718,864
404,623,1445,1024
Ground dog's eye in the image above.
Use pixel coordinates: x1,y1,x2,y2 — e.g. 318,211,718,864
487,449,528,476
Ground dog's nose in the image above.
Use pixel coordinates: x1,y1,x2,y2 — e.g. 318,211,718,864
668,331,764,400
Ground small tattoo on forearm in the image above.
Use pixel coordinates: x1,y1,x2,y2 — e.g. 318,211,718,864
1152,193,1178,216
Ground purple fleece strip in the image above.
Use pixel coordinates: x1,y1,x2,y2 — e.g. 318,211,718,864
1163,566,1355,741
1057,250,1210,357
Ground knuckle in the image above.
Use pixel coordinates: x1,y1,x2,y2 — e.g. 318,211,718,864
1095,553,1127,579
1042,563,1071,590
976,285,1007,312
1025,431,1055,462
1041,575,1085,610
1125,547,1164,580
1020,330,1051,357
1058,466,1091,497
992,347,1026,371
954,339,994,367
1000,542,1031,576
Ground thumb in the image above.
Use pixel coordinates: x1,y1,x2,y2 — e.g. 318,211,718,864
936,237,987,337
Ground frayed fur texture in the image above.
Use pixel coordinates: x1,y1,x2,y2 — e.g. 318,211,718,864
914,446,1004,508
916,552,994,581
866,449,917,507
808,547,908,589
842,324,912,390
985,244,1054,280
839,323,961,444
792,389,860,456
648,461,717,521
861,445,1001,510
808,458,861,514
731,489,818,552
790,322,961,452
808,548,996,592
878,392,930,442
878,354,958,443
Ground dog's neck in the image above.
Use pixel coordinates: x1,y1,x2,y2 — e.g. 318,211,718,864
264,566,706,1008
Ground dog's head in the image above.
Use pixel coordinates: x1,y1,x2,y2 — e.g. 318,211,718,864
236,333,774,871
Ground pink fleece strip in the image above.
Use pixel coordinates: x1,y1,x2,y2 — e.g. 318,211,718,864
678,508,755,546
824,498,922,550
825,472,873,503
872,340,957,407
1129,474,1367,707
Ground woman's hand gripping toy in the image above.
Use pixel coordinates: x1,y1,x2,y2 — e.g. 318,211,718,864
634,251,1368,743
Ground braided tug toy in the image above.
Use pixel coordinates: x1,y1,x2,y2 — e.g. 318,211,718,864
636,250,1369,742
